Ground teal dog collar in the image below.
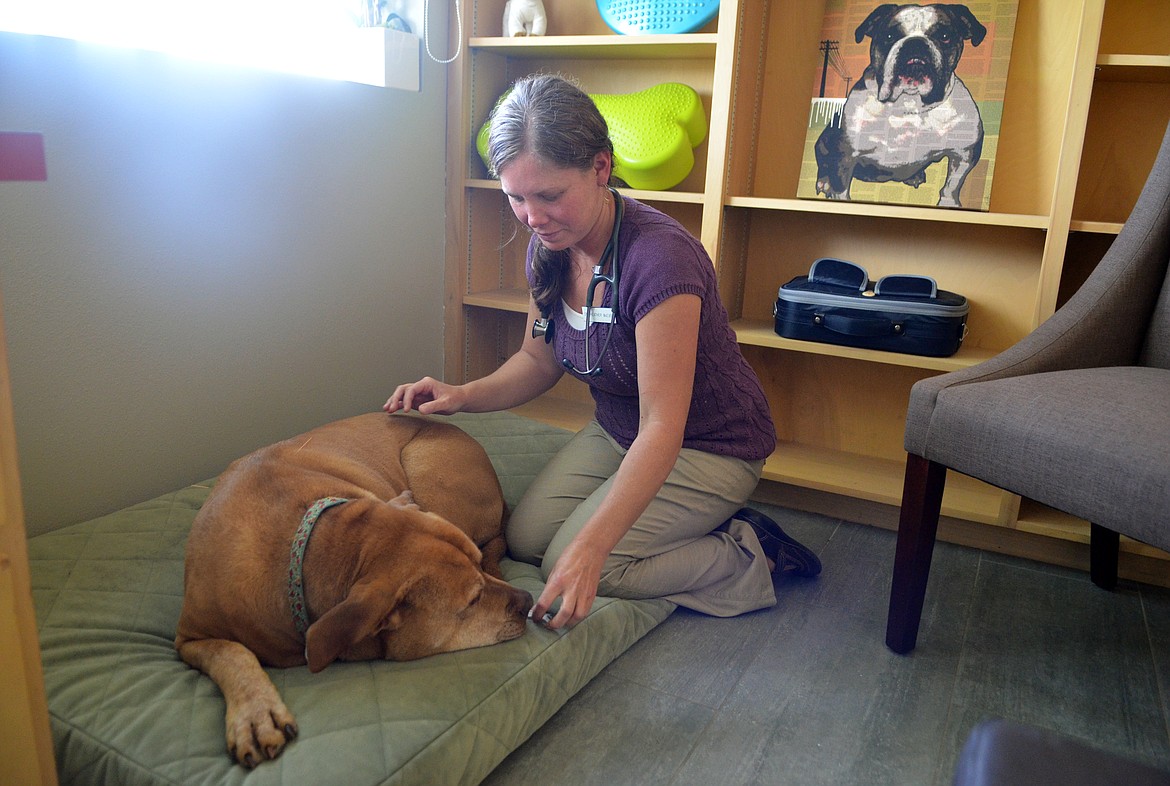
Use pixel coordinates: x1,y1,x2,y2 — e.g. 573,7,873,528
288,496,350,636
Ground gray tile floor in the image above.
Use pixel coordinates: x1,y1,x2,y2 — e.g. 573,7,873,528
482,503,1170,786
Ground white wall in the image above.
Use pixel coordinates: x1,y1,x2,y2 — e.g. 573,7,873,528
0,32,450,535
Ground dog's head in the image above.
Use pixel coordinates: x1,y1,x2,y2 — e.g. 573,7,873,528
856,3,986,104
303,503,533,671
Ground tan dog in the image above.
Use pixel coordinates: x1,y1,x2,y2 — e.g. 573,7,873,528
175,412,533,768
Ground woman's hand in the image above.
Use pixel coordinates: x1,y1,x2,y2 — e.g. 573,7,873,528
383,377,467,415
531,538,608,629
385,297,563,417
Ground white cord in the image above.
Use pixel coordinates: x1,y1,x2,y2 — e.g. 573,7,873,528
423,0,462,64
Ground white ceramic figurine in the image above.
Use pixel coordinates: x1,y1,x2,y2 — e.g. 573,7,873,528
503,0,546,36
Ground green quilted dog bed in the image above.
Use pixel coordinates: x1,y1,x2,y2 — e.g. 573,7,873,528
27,411,675,785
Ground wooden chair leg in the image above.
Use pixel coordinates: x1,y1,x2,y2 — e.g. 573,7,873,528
886,454,947,655
1090,522,1120,590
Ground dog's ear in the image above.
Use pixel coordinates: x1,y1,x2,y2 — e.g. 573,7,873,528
855,3,898,43
950,4,988,46
304,579,409,673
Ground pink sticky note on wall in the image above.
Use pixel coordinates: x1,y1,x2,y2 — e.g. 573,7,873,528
0,132,48,181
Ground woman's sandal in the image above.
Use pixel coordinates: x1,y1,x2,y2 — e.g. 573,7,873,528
733,507,822,577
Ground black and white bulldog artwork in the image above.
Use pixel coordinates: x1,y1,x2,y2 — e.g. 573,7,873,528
814,3,988,208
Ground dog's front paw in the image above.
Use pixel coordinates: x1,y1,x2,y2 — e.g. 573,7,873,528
227,701,298,768
816,178,849,200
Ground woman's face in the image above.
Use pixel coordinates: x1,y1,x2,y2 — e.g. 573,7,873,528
498,151,611,253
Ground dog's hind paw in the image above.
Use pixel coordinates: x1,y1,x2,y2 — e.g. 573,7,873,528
388,489,420,510
903,169,929,187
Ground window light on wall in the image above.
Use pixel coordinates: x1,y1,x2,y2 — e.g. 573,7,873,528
0,0,428,90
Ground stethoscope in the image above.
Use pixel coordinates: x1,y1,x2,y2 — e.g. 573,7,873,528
531,187,623,377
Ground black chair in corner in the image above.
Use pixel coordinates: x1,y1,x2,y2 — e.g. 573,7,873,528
886,119,1170,655
953,719,1170,786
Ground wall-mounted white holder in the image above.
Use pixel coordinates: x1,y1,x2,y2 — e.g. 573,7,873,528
350,27,420,91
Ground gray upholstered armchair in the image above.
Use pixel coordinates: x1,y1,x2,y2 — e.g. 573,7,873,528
886,120,1170,655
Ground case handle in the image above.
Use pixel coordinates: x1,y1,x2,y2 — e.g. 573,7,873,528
815,313,904,337
874,274,938,298
808,258,869,291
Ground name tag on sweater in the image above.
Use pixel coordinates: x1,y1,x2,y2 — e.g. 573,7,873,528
584,307,614,324
561,301,614,328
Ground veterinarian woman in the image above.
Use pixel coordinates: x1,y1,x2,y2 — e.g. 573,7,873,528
385,74,819,629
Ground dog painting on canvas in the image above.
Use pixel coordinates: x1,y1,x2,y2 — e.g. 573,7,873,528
799,2,1017,211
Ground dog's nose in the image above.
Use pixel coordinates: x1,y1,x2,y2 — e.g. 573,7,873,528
509,588,534,617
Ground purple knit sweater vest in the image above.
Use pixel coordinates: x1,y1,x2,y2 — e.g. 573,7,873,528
527,197,776,462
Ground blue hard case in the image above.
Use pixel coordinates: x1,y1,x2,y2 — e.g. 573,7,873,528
773,258,969,358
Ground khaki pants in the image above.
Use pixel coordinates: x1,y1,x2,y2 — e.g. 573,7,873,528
506,420,777,617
